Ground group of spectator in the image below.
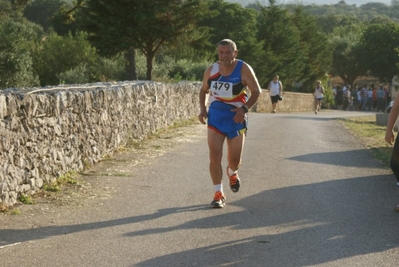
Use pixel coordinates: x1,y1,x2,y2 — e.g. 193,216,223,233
333,84,392,112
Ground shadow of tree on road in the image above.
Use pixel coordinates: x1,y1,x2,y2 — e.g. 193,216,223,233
287,149,386,169
3,174,397,266
128,174,399,266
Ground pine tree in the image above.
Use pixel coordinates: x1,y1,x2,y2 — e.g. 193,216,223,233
256,0,306,89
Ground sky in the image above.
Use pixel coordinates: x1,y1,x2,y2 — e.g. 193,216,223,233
227,0,392,6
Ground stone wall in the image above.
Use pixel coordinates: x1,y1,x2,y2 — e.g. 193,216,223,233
0,81,201,207
0,82,314,207
253,89,314,113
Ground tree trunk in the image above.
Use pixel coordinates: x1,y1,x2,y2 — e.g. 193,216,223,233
146,52,154,81
124,48,137,80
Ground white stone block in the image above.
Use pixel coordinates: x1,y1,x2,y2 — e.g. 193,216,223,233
376,113,398,131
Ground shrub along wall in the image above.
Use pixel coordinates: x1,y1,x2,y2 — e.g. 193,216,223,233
0,82,314,207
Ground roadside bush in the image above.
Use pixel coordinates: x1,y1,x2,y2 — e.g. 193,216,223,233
168,59,209,82
32,31,98,86
58,63,90,84
140,53,210,83
91,56,126,82
322,86,335,109
58,56,126,84
0,19,41,89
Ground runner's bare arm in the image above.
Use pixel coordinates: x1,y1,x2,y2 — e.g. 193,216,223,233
241,62,261,109
198,66,212,124
385,95,399,144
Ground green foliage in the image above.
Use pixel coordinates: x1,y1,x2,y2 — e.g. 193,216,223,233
42,172,78,192
51,1,81,36
79,0,212,80
135,52,209,82
198,0,260,62
321,83,335,109
58,63,89,84
32,31,98,86
43,182,60,192
329,23,365,85
167,58,211,82
0,0,29,16
11,209,21,215
285,1,398,22
291,6,333,90
2,0,399,90
18,193,35,204
357,22,399,82
0,1,14,22
58,172,78,185
0,18,41,89
23,0,64,31
315,14,363,34
58,55,126,84
256,1,306,89
90,56,126,82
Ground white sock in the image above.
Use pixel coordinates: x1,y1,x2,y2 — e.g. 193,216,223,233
227,167,236,176
214,184,223,193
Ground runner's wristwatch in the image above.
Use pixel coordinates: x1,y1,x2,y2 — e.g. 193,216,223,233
241,105,249,113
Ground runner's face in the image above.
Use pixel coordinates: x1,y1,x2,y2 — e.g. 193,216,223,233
217,45,236,65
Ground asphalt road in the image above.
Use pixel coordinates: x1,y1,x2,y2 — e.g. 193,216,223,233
1,110,399,267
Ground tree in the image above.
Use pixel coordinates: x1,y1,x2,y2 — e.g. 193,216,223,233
0,0,30,21
315,14,362,35
78,0,211,80
51,0,82,36
256,0,306,90
357,22,399,82
329,23,365,86
0,0,42,89
32,31,98,86
330,37,361,86
197,0,264,79
23,0,64,31
0,18,41,89
291,6,332,91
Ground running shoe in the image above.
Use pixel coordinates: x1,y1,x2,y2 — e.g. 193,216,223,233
227,167,240,193
211,191,226,208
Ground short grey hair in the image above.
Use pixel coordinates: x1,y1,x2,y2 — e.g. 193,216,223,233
217,39,237,51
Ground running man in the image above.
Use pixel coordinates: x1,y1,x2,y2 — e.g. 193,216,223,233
198,39,261,208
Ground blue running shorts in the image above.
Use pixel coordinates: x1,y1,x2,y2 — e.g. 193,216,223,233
207,101,247,139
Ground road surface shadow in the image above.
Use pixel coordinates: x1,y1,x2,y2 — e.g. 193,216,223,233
287,149,386,169
1,174,399,266
130,174,399,266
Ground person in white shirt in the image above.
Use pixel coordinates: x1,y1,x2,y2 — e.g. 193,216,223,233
267,75,283,113
314,80,324,114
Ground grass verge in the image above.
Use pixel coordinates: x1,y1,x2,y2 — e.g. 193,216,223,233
338,115,392,167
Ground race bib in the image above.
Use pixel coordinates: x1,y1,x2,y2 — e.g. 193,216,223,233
210,81,233,98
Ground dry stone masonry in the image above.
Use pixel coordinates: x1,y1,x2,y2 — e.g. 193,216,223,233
0,81,201,207
0,80,315,207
